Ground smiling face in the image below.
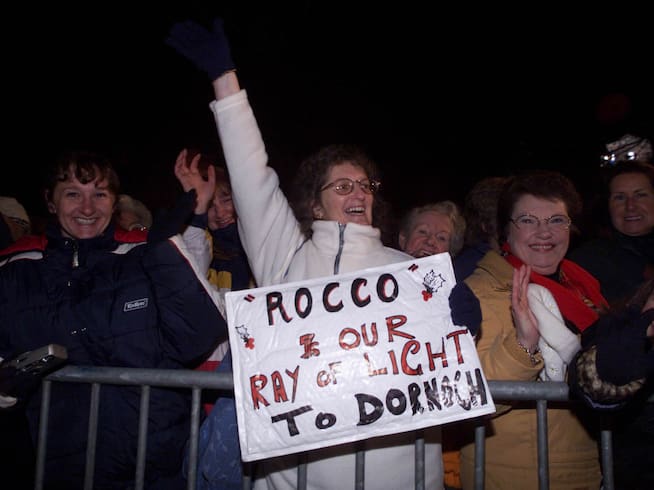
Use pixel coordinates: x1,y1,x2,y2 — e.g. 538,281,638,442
608,172,654,237
208,183,236,231
506,194,570,275
399,210,453,257
49,173,116,240
313,162,374,226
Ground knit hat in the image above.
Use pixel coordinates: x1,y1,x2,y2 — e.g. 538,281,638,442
0,196,30,227
601,133,653,167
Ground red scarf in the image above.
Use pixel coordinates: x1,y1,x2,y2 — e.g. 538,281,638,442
502,243,609,332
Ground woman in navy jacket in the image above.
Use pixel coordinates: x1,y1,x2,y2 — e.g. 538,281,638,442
0,150,227,489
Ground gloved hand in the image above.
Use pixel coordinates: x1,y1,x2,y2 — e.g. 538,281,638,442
0,363,45,408
166,18,235,81
595,308,654,386
147,189,197,244
449,282,482,337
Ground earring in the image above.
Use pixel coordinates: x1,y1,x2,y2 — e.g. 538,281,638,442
47,203,56,213
315,211,323,220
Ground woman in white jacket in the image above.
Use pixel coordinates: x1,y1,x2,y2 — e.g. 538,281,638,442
167,18,444,490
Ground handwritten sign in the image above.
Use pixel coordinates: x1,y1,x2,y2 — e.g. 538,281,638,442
226,253,495,462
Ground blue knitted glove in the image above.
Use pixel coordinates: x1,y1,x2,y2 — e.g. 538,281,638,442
449,281,482,337
166,18,235,81
147,189,197,243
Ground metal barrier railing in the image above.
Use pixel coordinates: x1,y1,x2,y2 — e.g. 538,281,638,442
483,381,614,490
37,366,614,490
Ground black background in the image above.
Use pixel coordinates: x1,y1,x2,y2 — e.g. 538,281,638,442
4,3,652,224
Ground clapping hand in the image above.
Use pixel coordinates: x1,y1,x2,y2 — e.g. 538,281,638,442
511,265,540,351
166,18,235,81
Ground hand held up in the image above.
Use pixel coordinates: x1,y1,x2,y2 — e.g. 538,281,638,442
174,149,216,214
166,18,235,81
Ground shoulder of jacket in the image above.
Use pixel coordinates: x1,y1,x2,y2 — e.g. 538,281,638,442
569,238,616,257
466,251,511,286
114,227,148,244
0,234,46,257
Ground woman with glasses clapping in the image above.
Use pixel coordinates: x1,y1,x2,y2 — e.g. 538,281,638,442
166,17,447,490
458,170,609,490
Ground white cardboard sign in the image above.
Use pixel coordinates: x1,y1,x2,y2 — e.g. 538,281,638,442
226,253,496,462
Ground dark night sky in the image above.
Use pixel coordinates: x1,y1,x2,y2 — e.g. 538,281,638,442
4,4,653,224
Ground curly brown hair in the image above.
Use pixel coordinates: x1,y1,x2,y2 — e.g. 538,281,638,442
497,170,583,245
289,144,394,244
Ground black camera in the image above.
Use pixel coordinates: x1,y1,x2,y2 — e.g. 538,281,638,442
0,344,68,398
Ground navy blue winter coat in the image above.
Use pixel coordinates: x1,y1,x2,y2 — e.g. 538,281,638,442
0,222,227,489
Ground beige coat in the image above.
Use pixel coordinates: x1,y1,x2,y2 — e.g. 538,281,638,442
460,250,601,490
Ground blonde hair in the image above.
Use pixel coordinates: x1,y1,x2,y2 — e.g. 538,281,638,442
399,200,466,256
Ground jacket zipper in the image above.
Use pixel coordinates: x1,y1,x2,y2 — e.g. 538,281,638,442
334,223,345,275
71,240,79,268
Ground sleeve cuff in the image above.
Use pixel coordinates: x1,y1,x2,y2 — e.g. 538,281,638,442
190,213,208,229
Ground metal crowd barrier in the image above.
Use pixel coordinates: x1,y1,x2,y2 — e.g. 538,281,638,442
37,366,615,490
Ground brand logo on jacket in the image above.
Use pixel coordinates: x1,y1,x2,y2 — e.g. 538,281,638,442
124,298,148,312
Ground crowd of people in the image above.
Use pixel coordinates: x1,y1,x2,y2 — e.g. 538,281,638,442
0,16,653,490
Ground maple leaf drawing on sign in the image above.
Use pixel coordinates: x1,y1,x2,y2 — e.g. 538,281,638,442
421,270,445,301
235,324,255,349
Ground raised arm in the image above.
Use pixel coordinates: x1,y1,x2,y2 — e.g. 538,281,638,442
166,18,305,286
174,148,215,215
173,148,216,274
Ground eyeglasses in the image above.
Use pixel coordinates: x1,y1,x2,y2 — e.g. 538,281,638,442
320,178,381,195
510,214,572,232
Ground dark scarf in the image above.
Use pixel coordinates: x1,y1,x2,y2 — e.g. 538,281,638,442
502,243,609,332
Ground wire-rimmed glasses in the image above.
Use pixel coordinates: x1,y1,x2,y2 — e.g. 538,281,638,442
320,178,381,195
510,214,572,232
